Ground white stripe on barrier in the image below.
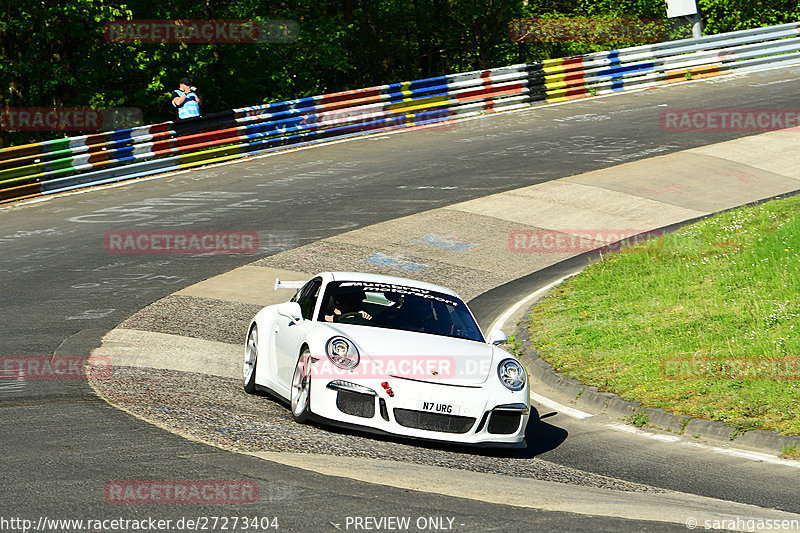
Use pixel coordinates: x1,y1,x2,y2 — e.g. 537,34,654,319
3,21,800,200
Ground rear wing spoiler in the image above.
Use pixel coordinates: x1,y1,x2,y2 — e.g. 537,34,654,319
274,278,306,291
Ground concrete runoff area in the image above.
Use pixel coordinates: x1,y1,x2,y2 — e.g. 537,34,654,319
250,451,800,529
92,126,800,526
450,179,704,231
174,266,308,306
95,328,241,378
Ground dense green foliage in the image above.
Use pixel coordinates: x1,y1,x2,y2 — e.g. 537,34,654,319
2,1,798,146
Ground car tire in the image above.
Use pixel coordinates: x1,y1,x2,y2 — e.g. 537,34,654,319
243,325,258,394
291,348,312,423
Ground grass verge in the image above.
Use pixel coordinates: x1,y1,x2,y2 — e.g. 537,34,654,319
525,195,800,436
782,444,800,459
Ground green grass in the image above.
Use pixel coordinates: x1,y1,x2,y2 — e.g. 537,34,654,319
526,195,800,436
504,334,524,357
628,410,650,428
782,444,800,459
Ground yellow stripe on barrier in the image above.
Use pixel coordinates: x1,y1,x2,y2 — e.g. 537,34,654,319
400,81,414,101
543,59,568,103
664,63,723,83
177,152,245,169
0,166,47,187
545,87,591,102
176,144,248,167
541,57,568,69
0,162,46,182
543,57,591,104
386,95,450,113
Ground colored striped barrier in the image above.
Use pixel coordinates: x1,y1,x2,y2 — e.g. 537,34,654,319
1,21,799,203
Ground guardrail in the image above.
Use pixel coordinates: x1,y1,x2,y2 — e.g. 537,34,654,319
2,21,799,203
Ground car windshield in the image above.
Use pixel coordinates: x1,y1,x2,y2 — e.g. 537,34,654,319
317,281,485,342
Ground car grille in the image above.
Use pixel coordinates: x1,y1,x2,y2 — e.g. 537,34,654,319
487,411,522,434
336,390,375,418
393,409,476,434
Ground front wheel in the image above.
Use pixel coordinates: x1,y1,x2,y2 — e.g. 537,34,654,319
290,349,312,423
243,325,258,394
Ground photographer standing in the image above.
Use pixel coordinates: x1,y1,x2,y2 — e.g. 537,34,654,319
171,77,201,119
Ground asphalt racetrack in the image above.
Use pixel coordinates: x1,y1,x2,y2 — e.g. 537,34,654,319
2,65,800,531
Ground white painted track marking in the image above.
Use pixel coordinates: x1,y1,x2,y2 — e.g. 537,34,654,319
532,391,594,420
487,273,578,333
606,423,682,442
490,272,595,421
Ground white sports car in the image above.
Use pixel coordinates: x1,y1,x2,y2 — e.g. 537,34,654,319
243,272,530,447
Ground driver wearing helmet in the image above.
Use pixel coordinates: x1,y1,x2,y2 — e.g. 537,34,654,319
324,286,372,322
398,296,437,333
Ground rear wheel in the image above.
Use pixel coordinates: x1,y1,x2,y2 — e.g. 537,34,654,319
291,349,312,423
243,325,258,394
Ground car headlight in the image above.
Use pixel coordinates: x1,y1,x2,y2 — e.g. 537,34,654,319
497,358,526,391
326,336,360,369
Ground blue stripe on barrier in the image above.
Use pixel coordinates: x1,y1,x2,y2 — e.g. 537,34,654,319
597,52,657,92
110,130,131,144
409,76,449,91
11,21,800,204
605,51,624,92
598,62,656,79
114,146,135,160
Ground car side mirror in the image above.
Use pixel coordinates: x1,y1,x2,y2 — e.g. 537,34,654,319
487,328,508,346
277,302,303,324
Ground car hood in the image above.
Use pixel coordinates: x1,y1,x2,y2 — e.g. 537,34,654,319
321,323,496,385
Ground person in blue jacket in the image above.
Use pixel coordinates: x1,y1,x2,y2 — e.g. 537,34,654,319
171,77,201,119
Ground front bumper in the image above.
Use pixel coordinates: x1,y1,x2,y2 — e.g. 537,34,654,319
307,373,530,447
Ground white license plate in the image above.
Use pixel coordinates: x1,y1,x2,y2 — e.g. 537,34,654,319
417,400,460,415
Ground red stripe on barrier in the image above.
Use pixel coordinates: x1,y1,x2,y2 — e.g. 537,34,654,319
174,127,242,148
150,147,177,158
0,144,47,164
480,70,495,112
150,138,175,153
318,87,382,106
0,181,42,202
87,150,111,164
562,57,586,99
563,57,584,68
317,93,386,112
83,132,109,146
149,123,173,135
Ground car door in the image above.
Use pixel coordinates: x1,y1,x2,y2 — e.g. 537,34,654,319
274,277,321,390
